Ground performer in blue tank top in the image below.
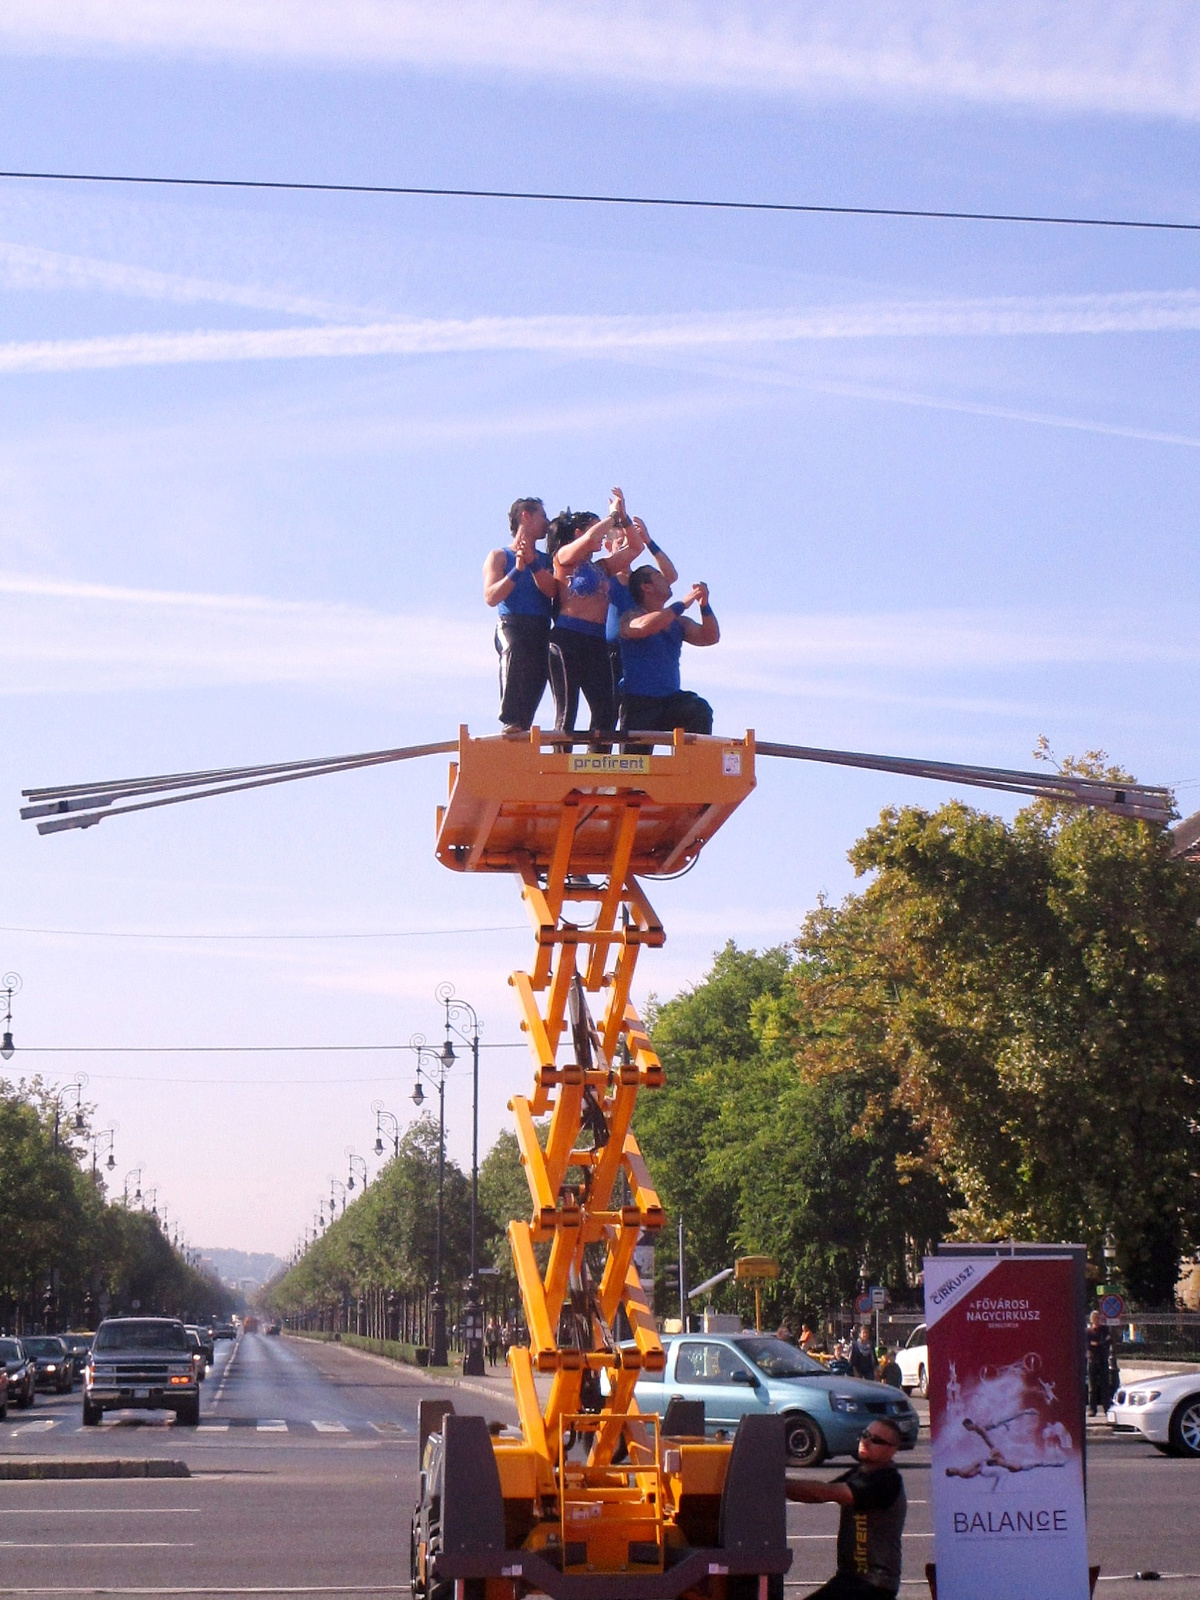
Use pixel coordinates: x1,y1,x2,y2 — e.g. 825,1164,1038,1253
483,498,557,734
618,566,719,739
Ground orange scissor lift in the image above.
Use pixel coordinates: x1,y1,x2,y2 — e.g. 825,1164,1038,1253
412,727,790,1600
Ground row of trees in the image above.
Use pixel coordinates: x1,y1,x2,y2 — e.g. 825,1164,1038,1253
0,1078,235,1331
266,771,1200,1328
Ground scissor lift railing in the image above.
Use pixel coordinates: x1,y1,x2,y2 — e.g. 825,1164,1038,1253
426,728,789,1597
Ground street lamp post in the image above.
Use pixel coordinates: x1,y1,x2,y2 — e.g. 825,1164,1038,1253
410,1033,450,1367
437,982,485,1376
330,1176,348,1220
346,1149,368,1192
49,1074,88,1153
371,1101,400,1159
1,972,21,1061
123,1166,144,1207
89,1127,117,1176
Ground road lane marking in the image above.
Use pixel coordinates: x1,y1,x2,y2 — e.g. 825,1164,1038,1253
0,1510,201,1516
255,1420,287,1432
0,1587,409,1595
10,1421,57,1435
0,1541,195,1549
369,1422,407,1434
310,1422,349,1433
197,1422,230,1431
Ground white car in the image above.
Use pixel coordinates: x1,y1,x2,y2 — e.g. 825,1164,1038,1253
897,1324,928,1397
1108,1371,1200,1457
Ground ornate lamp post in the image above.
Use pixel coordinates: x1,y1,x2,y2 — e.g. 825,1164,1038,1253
371,1101,400,1159
329,1176,348,1220
1,972,21,1060
410,1033,451,1367
49,1073,88,1153
346,1149,368,1192
437,982,485,1375
123,1166,144,1207
89,1126,117,1176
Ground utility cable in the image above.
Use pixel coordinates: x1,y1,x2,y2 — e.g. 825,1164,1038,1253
0,167,1197,234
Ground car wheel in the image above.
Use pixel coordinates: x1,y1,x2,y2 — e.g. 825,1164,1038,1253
916,1364,928,1399
18,1387,33,1410
82,1399,102,1427
176,1399,200,1427
783,1412,826,1468
0,1399,7,1420
1167,1395,1200,1459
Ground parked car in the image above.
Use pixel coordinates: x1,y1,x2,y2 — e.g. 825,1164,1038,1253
184,1327,208,1381
0,1360,10,1418
84,1317,201,1426
0,1338,36,1409
60,1333,94,1384
22,1336,74,1393
627,1333,919,1466
186,1325,215,1366
1108,1373,1200,1458
897,1324,929,1397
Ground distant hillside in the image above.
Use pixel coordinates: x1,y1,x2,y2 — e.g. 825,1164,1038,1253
198,1248,286,1290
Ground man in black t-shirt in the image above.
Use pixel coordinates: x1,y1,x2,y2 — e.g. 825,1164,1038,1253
786,1416,906,1598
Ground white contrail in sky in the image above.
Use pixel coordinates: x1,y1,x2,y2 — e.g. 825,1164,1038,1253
1,291,1199,375
1,2,1197,120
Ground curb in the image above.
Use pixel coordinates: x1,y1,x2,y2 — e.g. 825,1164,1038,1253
0,1459,190,1479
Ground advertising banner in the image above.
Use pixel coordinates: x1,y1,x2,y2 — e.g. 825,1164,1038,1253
924,1254,1089,1600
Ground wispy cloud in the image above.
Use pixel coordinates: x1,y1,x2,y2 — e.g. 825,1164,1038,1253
2,3,1198,120
0,240,364,320
2,572,1195,699
2,290,1199,376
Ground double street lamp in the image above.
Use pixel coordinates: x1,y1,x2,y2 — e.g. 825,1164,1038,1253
437,983,485,1376
410,1033,451,1367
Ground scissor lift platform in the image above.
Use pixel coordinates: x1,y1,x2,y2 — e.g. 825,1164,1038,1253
435,727,756,877
414,728,790,1600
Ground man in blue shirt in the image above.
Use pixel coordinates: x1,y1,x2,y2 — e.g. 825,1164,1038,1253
618,566,719,736
483,497,557,734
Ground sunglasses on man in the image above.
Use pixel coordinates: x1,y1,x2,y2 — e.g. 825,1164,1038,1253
860,1429,898,1448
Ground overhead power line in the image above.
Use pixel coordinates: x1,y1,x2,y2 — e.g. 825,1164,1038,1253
16,1042,525,1053
0,922,523,942
0,167,1197,234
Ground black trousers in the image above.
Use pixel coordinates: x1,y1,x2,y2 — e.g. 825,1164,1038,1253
495,616,550,730
621,689,713,736
549,627,616,734
803,1575,896,1600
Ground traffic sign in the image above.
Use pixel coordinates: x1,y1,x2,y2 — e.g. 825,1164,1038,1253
870,1286,889,1309
855,1292,873,1316
734,1256,780,1281
1100,1292,1126,1320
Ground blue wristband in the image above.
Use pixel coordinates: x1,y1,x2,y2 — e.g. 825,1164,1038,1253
646,538,661,555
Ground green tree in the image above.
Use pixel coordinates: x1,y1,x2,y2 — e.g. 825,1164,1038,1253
798,774,1200,1303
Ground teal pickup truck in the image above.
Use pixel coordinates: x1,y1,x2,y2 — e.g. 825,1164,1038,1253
631,1333,918,1466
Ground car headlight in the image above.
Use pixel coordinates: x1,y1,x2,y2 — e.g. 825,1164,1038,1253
1128,1390,1161,1406
830,1395,863,1413
45,1364,57,1372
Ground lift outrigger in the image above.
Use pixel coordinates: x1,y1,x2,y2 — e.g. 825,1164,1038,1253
19,721,1189,1600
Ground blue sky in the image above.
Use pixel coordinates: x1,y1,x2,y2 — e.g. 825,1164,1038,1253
1,2,1198,1257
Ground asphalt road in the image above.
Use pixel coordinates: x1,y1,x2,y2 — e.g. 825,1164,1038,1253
0,1333,1193,1598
